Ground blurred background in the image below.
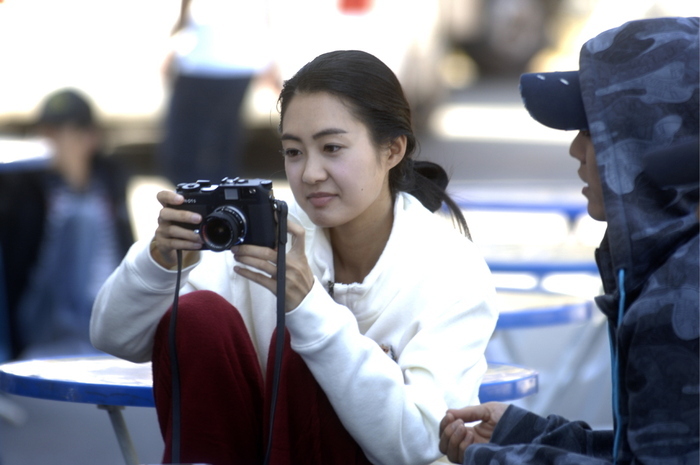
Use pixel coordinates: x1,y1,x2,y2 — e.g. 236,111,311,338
1,0,698,464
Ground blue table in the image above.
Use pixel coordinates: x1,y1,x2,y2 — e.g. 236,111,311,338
487,260,599,275
447,182,601,288
0,356,151,465
479,362,538,403
448,182,588,222
489,291,602,422
0,355,537,464
495,291,594,329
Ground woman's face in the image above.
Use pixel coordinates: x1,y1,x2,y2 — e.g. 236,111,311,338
569,130,606,221
281,92,404,230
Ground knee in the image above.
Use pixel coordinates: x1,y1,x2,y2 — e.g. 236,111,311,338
154,290,253,364
161,290,243,339
177,290,231,315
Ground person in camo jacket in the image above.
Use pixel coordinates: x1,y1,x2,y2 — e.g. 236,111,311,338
440,16,699,465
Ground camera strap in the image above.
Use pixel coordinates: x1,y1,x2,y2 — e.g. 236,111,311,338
169,250,183,464
264,199,288,465
168,199,288,464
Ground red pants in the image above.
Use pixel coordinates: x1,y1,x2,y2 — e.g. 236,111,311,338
152,290,372,465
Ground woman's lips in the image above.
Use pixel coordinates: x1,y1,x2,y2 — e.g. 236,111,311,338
307,192,336,207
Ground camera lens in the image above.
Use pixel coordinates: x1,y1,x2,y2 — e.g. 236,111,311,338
200,206,247,251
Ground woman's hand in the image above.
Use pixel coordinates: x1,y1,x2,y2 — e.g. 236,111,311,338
151,190,203,268
439,402,508,463
232,220,314,312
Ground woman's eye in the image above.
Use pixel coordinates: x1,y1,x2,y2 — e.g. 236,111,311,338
283,148,301,157
324,144,342,153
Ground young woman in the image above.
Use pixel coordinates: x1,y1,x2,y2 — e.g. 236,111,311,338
91,50,498,465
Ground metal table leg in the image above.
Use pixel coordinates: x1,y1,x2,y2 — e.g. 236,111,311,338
98,405,140,465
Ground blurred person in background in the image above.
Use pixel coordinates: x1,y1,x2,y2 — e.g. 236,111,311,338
157,0,279,186
0,88,134,359
440,16,699,465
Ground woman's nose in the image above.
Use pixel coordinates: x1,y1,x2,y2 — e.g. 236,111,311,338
302,154,326,184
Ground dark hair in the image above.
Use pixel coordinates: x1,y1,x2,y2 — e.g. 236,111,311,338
278,50,470,237
37,88,95,128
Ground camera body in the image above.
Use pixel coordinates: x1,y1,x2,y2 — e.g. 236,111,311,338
173,177,277,251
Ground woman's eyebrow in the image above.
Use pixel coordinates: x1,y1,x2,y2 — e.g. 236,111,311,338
280,133,301,142
312,128,348,139
280,128,348,142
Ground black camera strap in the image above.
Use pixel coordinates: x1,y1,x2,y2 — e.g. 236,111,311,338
168,199,288,465
265,199,287,465
169,249,183,464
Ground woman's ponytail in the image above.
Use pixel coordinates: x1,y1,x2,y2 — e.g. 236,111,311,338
399,160,470,239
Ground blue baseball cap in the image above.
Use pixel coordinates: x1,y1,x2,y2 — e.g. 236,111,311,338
519,71,588,131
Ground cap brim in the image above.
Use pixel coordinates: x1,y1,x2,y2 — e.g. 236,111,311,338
519,71,588,131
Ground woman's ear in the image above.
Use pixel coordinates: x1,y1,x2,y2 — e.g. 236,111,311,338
385,135,407,169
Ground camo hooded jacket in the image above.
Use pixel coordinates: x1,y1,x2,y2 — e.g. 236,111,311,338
464,17,699,465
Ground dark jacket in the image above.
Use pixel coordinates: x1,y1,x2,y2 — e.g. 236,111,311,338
0,153,134,358
465,17,699,465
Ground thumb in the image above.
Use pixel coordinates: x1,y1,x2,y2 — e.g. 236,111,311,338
446,404,492,424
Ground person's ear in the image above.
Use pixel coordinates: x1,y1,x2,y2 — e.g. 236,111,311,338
384,135,407,170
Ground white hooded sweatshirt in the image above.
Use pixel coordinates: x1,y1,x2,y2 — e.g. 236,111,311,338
91,192,498,465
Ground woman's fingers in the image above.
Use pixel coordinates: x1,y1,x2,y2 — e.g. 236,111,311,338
232,220,314,311
156,190,183,208
233,264,275,293
286,220,306,246
233,248,278,278
151,190,203,267
232,244,278,294
157,192,201,228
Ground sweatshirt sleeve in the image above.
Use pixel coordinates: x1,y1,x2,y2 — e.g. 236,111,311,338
463,405,614,464
90,239,200,363
286,277,497,465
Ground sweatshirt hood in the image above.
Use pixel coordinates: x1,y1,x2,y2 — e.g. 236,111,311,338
521,17,699,297
578,17,699,294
